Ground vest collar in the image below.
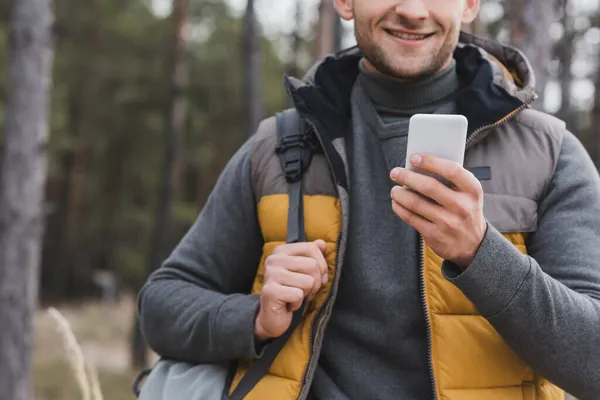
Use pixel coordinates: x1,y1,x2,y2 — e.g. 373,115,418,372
284,32,537,141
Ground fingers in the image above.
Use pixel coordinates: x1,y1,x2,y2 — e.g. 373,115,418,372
407,154,481,195
272,240,329,283
265,240,330,309
265,263,320,300
391,199,435,236
276,284,305,312
390,167,457,208
257,240,328,341
262,281,304,312
312,240,329,281
390,186,450,224
266,253,325,288
314,239,327,253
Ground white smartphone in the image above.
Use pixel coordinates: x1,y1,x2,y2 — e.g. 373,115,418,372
404,114,468,188
405,113,468,171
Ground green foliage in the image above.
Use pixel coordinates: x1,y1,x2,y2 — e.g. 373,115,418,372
8,0,598,301
0,0,291,300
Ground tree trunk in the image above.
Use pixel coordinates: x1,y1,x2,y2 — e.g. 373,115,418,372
509,0,559,110
591,54,600,168
555,0,575,129
334,16,343,52
314,0,339,60
95,120,130,286
463,14,486,37
243,0,263,137
288,0,303,78
53,4,106,301
131,0,190,370
0,0,54,398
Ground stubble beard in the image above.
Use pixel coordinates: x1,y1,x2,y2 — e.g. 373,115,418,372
355,23,458,81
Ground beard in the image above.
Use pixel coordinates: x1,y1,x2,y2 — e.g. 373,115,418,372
354,18,459,80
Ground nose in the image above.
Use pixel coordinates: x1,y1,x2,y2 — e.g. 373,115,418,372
394,0,429,20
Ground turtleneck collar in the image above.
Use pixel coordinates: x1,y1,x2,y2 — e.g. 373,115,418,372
357,58,461,115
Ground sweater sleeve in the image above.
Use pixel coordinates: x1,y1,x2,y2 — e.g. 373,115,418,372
137,136,266,363
442,131,600,400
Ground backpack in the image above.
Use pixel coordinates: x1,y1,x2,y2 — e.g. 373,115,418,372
132,109,316,400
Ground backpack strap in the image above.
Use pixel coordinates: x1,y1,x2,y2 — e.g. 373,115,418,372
275,108,315,243
226,109,316,400
132,367,151,397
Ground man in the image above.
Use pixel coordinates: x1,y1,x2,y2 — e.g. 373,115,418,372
137,0,600,399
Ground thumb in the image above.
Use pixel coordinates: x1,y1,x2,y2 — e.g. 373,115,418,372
314,239,327,253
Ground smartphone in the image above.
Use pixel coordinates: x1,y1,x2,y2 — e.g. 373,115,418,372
405,114,468,183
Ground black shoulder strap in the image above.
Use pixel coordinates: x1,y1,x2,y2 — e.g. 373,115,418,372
226,109,315,400
275,108,314,243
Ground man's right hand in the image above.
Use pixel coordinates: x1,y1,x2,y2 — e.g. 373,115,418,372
255,240,329,342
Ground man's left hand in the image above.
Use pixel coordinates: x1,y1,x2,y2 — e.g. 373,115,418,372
390,154,487,270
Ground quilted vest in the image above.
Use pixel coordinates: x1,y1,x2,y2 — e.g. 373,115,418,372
229,33,568,400
226,106,567,400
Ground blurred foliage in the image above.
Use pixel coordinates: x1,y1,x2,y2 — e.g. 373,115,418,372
478,0,600,158
2,0,600,302
0,0,291,301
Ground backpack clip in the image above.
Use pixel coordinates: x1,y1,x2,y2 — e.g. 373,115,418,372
275,129,316,184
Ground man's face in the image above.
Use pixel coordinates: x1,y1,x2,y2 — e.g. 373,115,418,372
338,0,478,80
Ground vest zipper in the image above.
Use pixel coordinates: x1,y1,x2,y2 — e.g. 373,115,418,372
297,119,347,400
465,94,537,149
419,236,438,399
419,95,536,400
298,233,342,400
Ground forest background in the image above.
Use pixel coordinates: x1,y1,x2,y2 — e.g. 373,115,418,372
0,0,593,398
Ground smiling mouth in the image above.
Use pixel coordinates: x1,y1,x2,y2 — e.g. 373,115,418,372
385,30,434,41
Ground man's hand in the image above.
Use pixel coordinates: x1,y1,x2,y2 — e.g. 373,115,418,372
390,154,487,269
255,240,328,342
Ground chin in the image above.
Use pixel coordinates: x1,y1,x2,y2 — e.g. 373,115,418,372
384,63,437,80
392,66,429,79
362,41,449,80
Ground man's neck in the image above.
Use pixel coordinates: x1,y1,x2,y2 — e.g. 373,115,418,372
361,57,454,84
357,58,461,115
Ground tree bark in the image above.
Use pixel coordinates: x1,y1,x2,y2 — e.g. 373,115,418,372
0,0,54,398
555,0,575,129
509,0,559,110
96,120,130,283
591,52,600,168
52,1,106,301
288,0,303,78
131,0,190,369
243,0,263,137
334,15,343,52
55,71,101,299
463,14,486,37
314,0,339,60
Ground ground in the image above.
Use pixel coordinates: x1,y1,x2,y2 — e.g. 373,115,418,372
33,294,157,400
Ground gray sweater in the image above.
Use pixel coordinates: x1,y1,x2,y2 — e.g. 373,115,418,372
137,68,600,399
308,62,461,400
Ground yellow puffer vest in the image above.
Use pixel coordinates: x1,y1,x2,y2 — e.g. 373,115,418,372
230,33,567,400
228,114,566,400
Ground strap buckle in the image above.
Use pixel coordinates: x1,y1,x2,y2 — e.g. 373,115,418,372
276,133,306,152
132,368,152,397
275,131,314,183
